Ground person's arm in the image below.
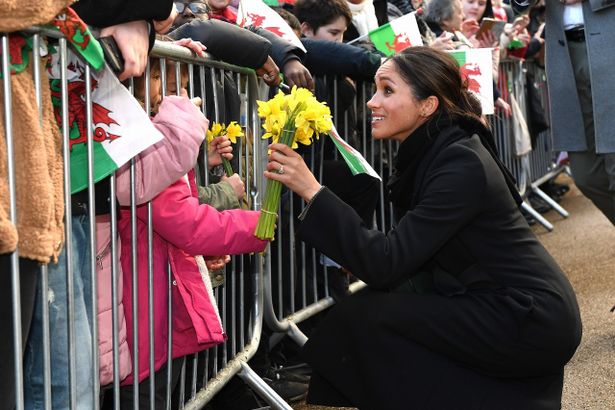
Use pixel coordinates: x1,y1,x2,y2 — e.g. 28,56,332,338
247,27,314,89
115,96,207,206
197,182,241,211
72,0,173,27
169,19,272,68
301,38,381,82
266,142,486,289
142,179,267,256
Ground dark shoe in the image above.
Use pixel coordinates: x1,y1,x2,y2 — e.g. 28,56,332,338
262,369,309,403
528,193,551,214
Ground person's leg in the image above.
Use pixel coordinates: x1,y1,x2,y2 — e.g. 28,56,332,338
567,40,615,225
120,357,184,409
0,255,39,410
23,215,94,410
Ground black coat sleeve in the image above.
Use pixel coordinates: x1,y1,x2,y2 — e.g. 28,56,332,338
169,20,271,68
297,143,487,289
72,0,173,27
246,26,304,69
301,38,381,82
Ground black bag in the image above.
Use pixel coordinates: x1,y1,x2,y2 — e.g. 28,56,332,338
526,70,550,149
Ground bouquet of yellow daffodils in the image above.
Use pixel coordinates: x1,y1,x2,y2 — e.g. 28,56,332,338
254,87,333,240
206,121,244,177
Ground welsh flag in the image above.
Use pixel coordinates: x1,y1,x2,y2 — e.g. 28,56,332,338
47,51,164,194
329,126,381,180
237,0,306,52
448,48,494,115
369,13,423,57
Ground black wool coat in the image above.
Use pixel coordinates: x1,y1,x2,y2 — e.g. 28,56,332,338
297,125,582,409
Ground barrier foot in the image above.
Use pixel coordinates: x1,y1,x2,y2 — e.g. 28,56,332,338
237,362,293,410
286,321,308,347
531,186,569,218
521,201,553,232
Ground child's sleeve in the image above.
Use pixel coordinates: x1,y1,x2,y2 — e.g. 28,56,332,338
115,96,207,206
198,182,241,211
147,178,267,256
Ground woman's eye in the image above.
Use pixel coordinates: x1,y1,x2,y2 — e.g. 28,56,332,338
384,87,393,95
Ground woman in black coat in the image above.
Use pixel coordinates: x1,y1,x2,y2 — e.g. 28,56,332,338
264,47,582,409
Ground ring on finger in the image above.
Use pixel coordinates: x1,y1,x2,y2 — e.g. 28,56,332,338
278,165,284,174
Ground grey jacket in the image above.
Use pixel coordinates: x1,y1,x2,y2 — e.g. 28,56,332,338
545,2,615,153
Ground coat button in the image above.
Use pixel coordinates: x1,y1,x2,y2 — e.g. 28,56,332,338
215,274,224,282
172,280,177,286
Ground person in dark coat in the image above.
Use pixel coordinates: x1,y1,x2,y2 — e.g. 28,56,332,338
263,46,582,409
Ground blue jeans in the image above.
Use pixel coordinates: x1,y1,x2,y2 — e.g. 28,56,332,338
23,215,94,410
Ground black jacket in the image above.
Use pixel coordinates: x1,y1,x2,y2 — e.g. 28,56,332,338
170,19,272,68
298,123,581,409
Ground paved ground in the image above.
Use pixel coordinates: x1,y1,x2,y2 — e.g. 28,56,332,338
293,175,615,410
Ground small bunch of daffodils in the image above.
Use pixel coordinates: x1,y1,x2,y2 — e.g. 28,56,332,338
206,121,243,177
254,87,333,240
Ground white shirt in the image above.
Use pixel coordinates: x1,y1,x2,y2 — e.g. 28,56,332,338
563,3,585,30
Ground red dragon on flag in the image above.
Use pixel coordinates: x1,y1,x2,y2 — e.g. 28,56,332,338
386,33,413,54
50,65,120,151
459,63,483,95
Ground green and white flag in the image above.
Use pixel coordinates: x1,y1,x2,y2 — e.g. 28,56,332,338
447,48,494,115
369,12,423,57
328,126,381,180
48,51,164,194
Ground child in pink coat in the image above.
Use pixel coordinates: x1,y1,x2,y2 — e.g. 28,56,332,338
116,58,268,408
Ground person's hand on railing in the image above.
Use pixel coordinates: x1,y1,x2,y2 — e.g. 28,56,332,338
205,255,231,271
282,60,314,91
101,20,149,81
173,38,207,57
221,173,246,201
495,97,512,117
208,136,233,170
256,56,281,87
153,3,179,34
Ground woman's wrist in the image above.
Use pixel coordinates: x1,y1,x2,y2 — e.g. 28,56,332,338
301,183,324,203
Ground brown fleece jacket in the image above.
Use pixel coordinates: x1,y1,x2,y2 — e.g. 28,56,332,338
0,55,65,263
0,0,72,32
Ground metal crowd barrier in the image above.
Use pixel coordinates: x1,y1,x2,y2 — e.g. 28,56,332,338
2,29,570,410
0,28,291,410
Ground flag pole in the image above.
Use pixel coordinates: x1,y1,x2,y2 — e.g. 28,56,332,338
346,32,370,45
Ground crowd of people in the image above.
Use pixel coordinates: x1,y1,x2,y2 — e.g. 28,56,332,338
2,0,611,408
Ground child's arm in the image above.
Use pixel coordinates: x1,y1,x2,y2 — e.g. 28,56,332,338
115,96,207,205
141,178,267,256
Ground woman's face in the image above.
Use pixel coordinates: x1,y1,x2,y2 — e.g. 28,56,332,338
367,61,430,143
441,0,464,31
462,0,487,21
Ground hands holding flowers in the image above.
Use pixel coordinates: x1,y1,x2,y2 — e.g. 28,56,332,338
255,86,333,240
206,121,243,176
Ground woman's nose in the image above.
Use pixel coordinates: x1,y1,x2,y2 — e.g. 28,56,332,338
367,95,378,109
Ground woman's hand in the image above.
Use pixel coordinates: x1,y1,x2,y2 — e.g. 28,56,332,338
429,31,456,51
495,97,512,117
473,30,499,48
265,143,322,202
460,19,480,39
208,136,233,169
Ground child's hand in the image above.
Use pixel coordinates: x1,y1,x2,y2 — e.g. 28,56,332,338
208,136,233,169
205,255,231,271
221,173,246,201
256,56,281,87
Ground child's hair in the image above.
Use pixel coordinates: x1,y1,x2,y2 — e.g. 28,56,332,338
273,7,302,37
293,0,352,32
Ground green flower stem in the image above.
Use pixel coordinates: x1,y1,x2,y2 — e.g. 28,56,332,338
222,157,234,177
254,126,296,240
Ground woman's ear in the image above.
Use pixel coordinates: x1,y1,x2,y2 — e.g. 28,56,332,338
421,96,439,117
300,22,315,37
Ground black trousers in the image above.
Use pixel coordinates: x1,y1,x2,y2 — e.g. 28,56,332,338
0,255,39,410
